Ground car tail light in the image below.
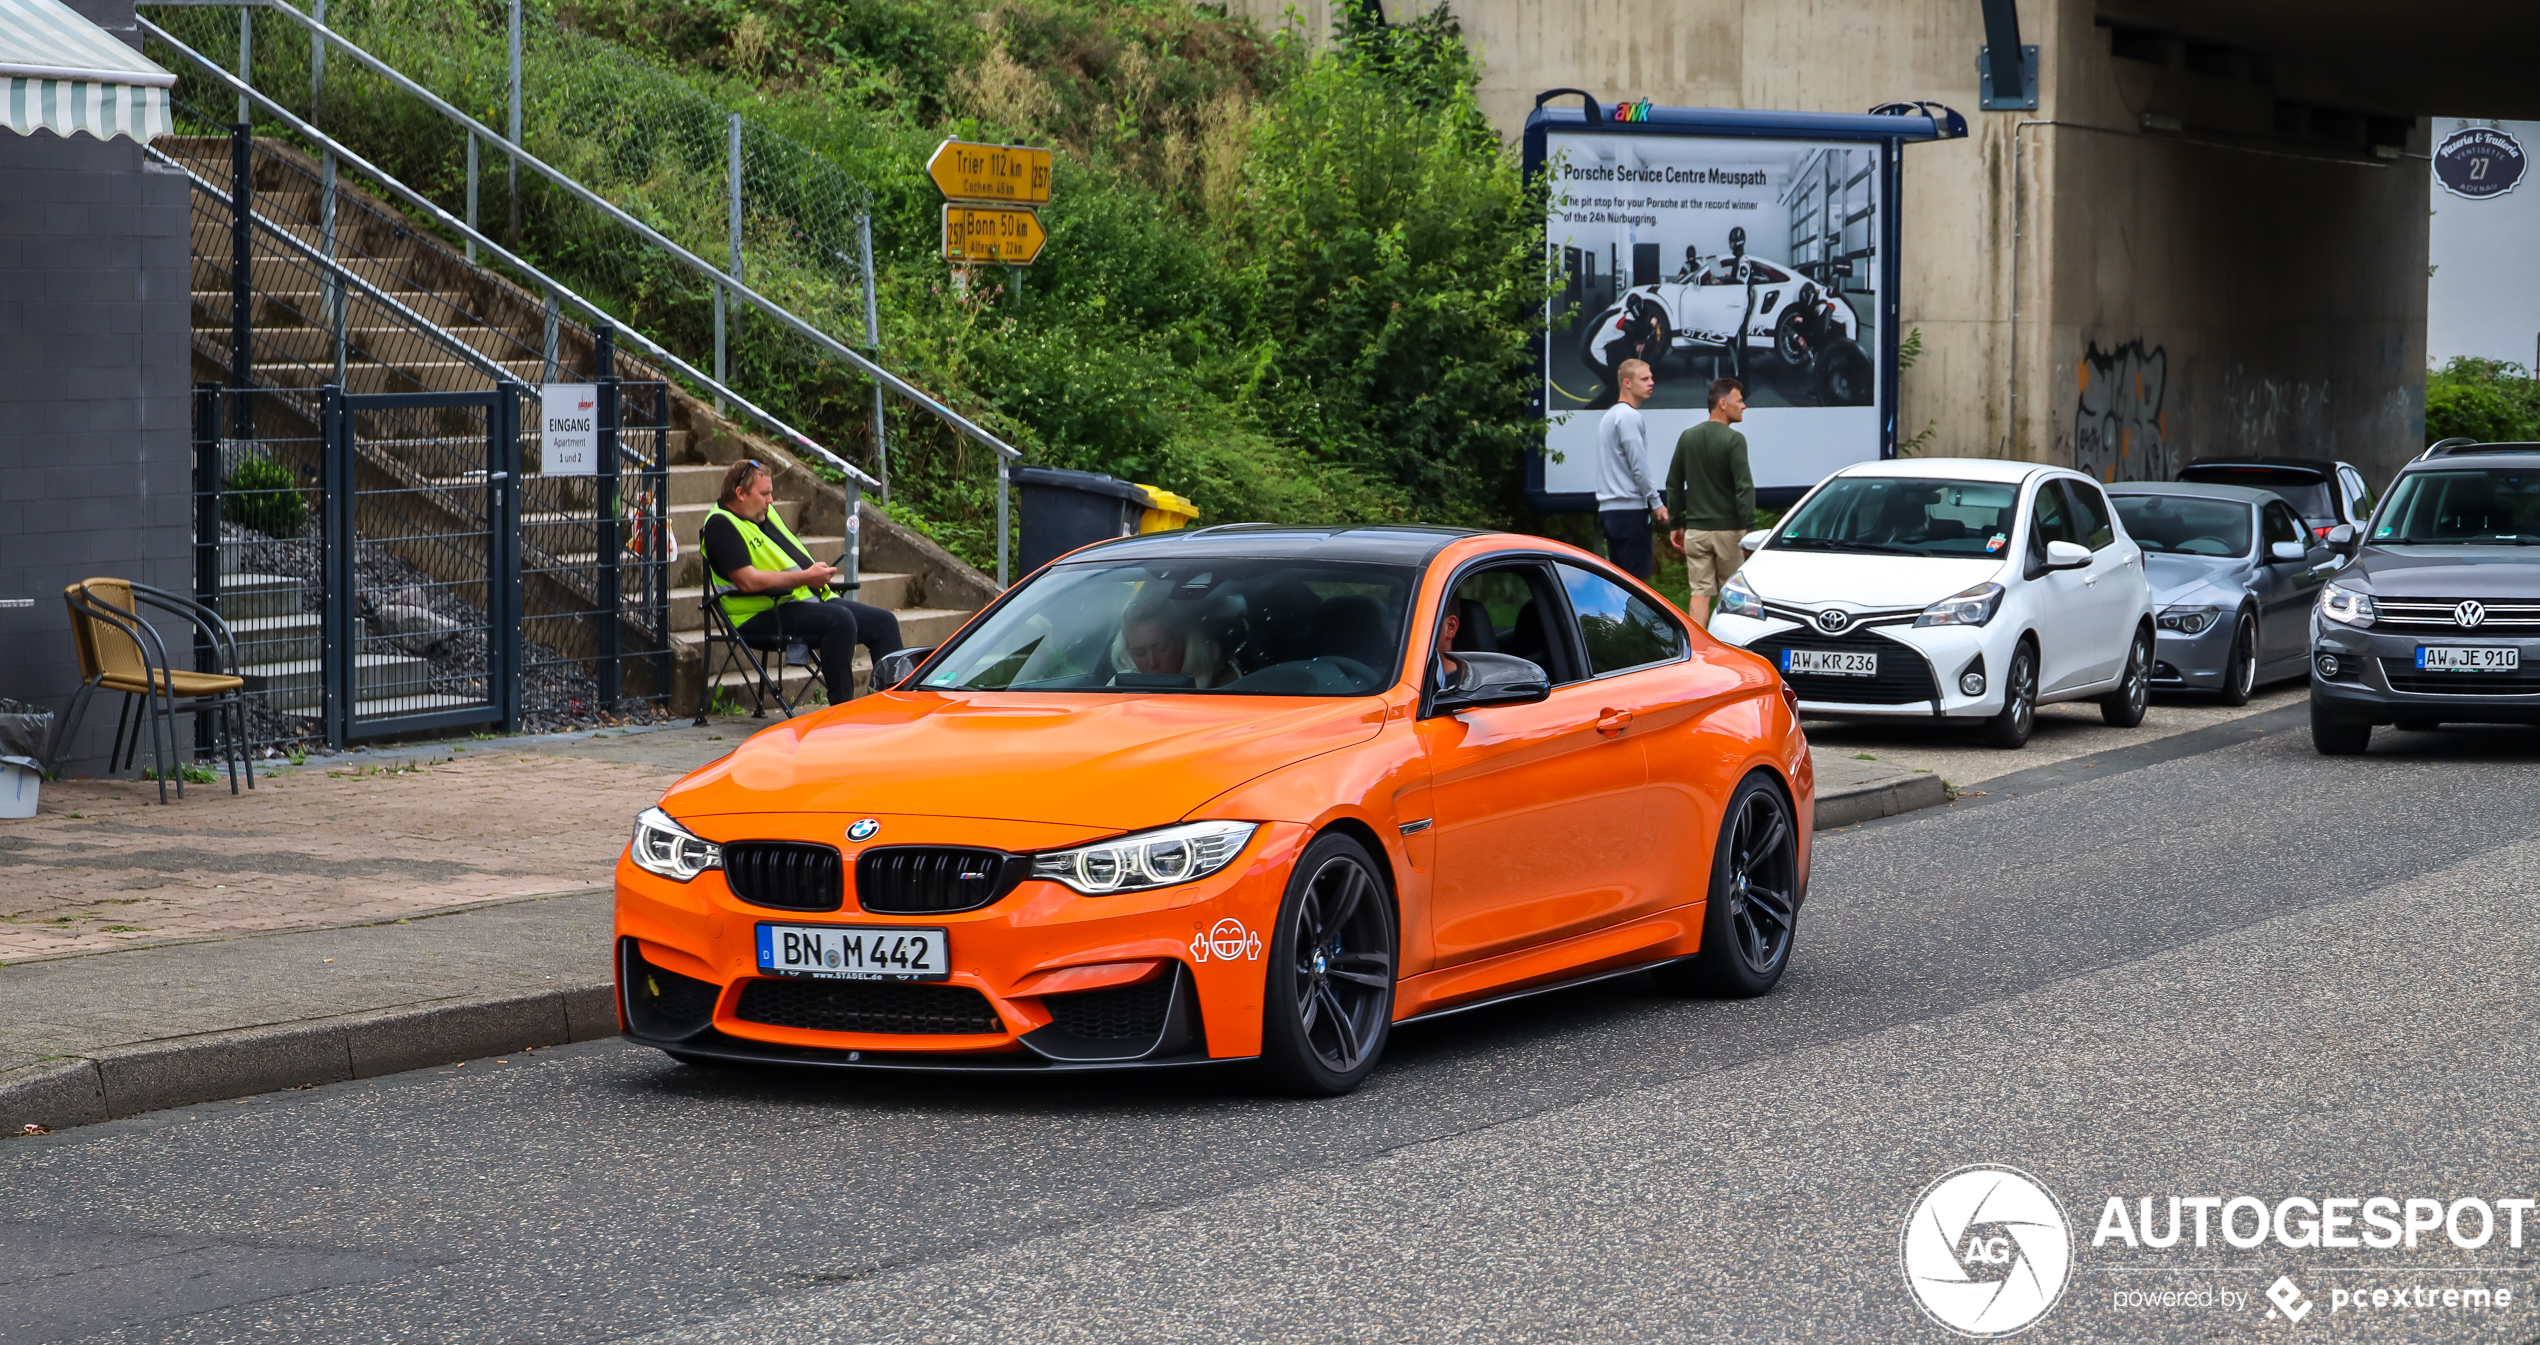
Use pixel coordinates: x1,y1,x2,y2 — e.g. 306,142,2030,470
1779,681,1800,716
2313,524,2333,537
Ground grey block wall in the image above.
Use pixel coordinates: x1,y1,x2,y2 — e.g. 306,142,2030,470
0,108,197,776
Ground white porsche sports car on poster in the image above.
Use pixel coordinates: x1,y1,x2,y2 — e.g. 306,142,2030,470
1706,458,2156,748
1582,244,1873,406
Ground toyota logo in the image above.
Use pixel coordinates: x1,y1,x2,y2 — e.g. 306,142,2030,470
2455,601,2487,629
1816,608,1853,634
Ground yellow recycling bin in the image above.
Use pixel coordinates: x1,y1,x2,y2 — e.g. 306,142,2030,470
1134,484,1198,533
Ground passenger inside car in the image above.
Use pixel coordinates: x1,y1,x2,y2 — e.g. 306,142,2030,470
1116,592,1228,688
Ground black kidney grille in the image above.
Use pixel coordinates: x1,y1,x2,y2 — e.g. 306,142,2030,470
857,846,1025,914
1042,975,1174,1041
721,842,844,912
735,978,1002,1035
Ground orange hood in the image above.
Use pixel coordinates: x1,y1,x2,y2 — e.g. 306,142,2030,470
660,691,1387,830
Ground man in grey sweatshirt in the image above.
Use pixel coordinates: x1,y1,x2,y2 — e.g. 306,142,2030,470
1594,358,1668,579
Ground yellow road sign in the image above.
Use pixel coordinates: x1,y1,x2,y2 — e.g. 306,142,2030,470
941,204,1047,265
927,139,1052,205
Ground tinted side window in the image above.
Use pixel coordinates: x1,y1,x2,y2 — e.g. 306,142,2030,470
2340,466,2374,516
1444,564,1570,683
2062,480,2116,550
2026,480,2074,566
1555,563,1687,676
2262,503,2304,548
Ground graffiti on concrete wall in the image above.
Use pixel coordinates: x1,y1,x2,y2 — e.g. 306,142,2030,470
2073,340,2169,481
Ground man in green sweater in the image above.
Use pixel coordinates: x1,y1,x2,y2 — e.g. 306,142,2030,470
1666,377,1754,609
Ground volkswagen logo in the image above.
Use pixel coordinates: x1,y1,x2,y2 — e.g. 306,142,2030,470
1816,608,1853,634
845,819,880,842
2455,600,2487,629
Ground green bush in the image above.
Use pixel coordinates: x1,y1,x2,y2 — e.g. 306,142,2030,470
2426,356,2540,446
224,456,309,537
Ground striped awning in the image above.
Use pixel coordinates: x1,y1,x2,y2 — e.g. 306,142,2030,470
2,0,173,143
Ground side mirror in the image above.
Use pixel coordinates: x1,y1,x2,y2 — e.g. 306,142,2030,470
2268,541,2307,563
1739,529,1771,554
873,646,935,690
2044,540,2091,570
1429,651,1551,715
2325,523,2356,548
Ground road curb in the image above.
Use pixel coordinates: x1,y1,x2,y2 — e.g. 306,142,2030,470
1814,771,1947,830
1,982,617,1132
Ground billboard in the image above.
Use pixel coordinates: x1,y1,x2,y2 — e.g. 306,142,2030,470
1522,104,1946,509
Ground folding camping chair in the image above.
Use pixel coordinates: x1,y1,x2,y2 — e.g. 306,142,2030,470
693,582,825,724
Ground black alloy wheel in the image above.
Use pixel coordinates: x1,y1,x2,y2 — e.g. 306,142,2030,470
2312,700,2373,755
1260,833,1396,1096
2102,627,2152,727
1658,773,1799,997
1819,342,1872,405
1982,640,2038,748
2216,612,2258,707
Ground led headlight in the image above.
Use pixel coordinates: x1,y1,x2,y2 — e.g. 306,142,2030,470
2155,605,2222,635
630,806,720,881
2319,582,2375,628
1717,572,1763,619
1915,581,2005,628
1029,820,1259,895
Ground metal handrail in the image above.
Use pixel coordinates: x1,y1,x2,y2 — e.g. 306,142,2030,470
152,1,1021,466
140,16,882,491
150,144,518,386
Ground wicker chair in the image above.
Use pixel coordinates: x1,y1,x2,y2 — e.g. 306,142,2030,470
52,578,254,803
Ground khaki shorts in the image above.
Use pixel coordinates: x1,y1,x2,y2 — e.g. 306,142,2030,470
1681,528,1746,597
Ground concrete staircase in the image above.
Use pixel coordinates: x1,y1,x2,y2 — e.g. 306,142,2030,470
164,135,998,714
215,568,475,720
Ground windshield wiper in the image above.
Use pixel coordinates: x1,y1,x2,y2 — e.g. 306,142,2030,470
1772,537,1930,556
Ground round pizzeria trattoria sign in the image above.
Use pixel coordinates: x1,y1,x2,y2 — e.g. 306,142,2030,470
2434,125,2527,200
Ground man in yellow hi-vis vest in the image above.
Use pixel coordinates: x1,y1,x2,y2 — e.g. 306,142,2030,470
699,460,902,705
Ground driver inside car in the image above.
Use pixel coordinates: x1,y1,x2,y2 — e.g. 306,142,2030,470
1116,592,1229,687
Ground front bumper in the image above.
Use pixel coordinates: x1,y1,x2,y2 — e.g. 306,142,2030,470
2152,619,2238,690
2312,623,2540,723
615,815,1308,1070
1709,613,2002,720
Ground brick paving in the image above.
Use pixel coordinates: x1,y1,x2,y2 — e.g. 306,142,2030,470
0,748,691,961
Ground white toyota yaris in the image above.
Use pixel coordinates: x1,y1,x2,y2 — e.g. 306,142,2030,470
1707,458,2155,748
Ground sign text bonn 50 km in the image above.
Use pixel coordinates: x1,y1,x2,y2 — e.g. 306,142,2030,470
931,139,1051,265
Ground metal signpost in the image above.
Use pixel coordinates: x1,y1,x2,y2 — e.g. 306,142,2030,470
930,138,1052,584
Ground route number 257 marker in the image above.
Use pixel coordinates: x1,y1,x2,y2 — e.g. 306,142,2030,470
931,139,1051,267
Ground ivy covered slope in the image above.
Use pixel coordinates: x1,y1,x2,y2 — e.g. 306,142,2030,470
567,0,1549,561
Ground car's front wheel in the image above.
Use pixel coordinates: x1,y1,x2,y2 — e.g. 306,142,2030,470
2217,612,2258,707
2101,626,2152,727
1656,772,1797,998
2312,701,2373,755
1259,832,1397,1097
1982,640,2038,748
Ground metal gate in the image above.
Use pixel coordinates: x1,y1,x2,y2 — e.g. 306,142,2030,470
321,385,522,745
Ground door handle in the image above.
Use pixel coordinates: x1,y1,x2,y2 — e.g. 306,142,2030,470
1596,708,1633,737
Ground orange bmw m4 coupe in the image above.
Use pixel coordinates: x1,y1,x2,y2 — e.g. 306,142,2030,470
616,525,1813,1094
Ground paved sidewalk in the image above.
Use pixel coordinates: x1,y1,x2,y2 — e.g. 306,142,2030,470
1803,681,2309,791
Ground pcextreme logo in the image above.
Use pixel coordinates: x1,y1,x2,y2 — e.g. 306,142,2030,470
1902,1165,2074,1337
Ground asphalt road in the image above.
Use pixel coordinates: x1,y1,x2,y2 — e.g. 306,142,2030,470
9,706,2540,1343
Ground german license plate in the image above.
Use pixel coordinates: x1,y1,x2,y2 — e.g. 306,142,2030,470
1783,649,1878,677
2415,646,2519,672
756,923,949,981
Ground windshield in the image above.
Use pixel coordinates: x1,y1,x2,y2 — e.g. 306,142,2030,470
2110,495,2253,557
917,558,1416,695
2370,470,2540,545
2180,468,2333,521
1774,478,2020,558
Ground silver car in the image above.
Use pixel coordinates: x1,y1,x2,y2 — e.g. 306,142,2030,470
2106,481,2349,703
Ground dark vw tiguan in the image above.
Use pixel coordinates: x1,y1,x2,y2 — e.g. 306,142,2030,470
2311,442,2540,753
